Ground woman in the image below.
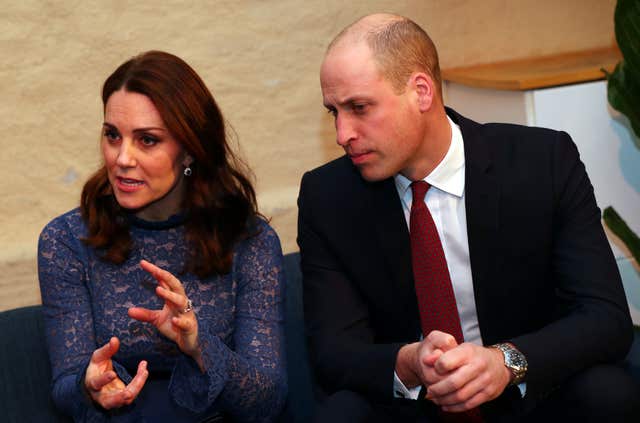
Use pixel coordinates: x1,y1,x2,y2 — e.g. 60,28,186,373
38,51,287,422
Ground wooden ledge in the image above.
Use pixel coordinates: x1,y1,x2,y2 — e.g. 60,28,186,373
442,47,621,91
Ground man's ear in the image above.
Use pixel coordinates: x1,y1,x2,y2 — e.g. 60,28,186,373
411,72,435,113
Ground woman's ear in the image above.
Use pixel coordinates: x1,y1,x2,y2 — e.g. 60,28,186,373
411,72,435,113
183,154,194,168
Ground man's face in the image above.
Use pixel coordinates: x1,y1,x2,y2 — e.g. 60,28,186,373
320,42,425,181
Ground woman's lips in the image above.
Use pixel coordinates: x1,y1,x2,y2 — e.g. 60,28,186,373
115,176,145,192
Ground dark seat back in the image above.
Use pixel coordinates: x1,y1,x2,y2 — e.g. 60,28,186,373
0,305,71,422
279,252,315,422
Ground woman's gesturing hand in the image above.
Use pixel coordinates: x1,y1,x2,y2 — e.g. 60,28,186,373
84,337,148,409
128,260,203,368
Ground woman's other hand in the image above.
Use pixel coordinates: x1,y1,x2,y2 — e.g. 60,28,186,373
128,260,203,368
84,337,148,409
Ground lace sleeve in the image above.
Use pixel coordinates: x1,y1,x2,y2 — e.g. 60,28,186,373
37,214,132,421
169,221,288,421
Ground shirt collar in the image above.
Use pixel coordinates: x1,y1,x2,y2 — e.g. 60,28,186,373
394,115,465,199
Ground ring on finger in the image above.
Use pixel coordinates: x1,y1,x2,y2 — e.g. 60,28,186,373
181,298,193,314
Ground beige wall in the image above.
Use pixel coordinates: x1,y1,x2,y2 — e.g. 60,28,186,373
0,0,616,310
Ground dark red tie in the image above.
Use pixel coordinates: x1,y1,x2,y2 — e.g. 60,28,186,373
410,181,483,422
410,181,464,343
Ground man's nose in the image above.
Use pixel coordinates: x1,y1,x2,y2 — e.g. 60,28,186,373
335,115,356,147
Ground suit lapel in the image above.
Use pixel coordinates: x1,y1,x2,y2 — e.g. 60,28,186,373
450,109,501,341
369,179,417,310
361,109,501,340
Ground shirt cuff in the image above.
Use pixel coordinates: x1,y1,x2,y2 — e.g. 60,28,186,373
392,373,526,400
517,382,526,397
393,371,421,400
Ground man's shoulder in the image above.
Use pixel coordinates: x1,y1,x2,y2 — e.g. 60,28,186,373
451,108,564,148
304,154,356,180
482,120,562,139
299,155,386,211
301,155,364,194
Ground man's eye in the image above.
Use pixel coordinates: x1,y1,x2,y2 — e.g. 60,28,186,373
326,108,337,117
352,104,367,114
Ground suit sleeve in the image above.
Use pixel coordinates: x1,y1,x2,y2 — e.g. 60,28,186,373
510,131,633,396
297,172,404,403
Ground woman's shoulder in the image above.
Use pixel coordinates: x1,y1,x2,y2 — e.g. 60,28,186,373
232,217,285,287
247,217,280,246
39,207,86,241
234,217,283,259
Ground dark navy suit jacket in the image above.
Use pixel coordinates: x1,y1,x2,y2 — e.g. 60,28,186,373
297,108,632,411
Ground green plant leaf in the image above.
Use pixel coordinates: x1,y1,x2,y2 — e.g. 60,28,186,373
607,0,640,142
614,0,640,72
603,206,640,266
608,62,640,147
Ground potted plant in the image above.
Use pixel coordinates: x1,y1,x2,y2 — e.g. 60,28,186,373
603,0,640,269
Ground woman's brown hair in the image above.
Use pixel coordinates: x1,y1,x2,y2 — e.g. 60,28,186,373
81,51,259,277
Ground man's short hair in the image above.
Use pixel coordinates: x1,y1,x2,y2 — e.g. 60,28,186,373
330,16,442,96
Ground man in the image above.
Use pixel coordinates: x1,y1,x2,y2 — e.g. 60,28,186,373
297,13,638,422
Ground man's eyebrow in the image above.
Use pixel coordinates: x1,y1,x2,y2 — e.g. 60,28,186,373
325,96,369,108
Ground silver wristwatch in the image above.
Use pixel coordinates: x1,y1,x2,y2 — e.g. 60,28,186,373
491,343,528,385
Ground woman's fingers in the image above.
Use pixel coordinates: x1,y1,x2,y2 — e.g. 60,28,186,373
86,370,118,391
139,260,186,295
100,390,134,410
85,339,149,410
124,360,149,401
136,260,199,358
91,361,149,409
91,337,119,363
155,285,191,312
128,307,159,323
138,260,192,318
172,315,195,332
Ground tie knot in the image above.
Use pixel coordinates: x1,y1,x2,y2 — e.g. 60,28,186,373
411,181,430,203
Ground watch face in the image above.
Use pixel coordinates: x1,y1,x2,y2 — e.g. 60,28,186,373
505,348,527,374
509,354,524,370
493,343,528,380
494,343,527,384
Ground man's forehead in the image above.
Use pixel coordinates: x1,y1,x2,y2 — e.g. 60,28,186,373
321,41,376,82
324,38,370,62
320,66,390,108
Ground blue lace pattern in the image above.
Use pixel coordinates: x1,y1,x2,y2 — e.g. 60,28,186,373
38,209,287,422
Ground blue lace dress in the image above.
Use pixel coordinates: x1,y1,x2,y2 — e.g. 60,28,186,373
38,209,287,422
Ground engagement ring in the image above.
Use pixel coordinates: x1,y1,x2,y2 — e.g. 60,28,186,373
181,298,193,314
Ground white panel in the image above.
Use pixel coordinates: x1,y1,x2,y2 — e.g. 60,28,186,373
532,81,640,261
444,82,529,125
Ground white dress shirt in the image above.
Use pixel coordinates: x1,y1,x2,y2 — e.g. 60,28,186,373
393,116,482,399
392,117,525,399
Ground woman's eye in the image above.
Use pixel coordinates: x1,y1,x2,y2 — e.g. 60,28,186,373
140,135,158,146
103,128,120,142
